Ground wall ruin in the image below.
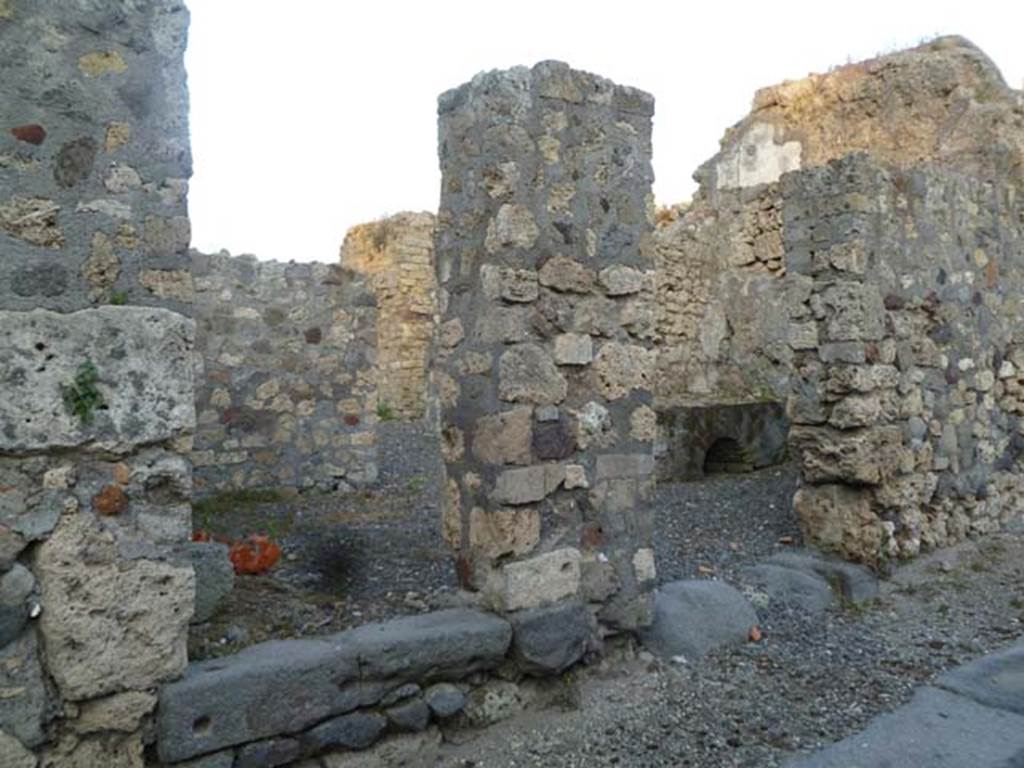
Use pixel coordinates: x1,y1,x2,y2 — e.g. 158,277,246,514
434,62,659,631
652,37,1024,490
0,2,195,765
785,154,1024,565
341,212,438,421
191,251,378,495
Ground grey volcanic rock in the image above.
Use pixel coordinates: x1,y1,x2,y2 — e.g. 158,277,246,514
510,599,594,675
157,609,511,762
766,549,879,603
640,580,757,660
741,563,837,616
935,638,1024,715
186,542,235,624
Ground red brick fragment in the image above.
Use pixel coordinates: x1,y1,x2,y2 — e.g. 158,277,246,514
10,124,46,145
93,484,128,516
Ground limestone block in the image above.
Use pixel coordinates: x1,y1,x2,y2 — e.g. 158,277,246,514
40,730,146,768
471,408,533,465
35,514,194,700
492,465,565,505
0,307,195,454
553,333,593,365
591,342,654,400
498,344,567,404
598,265,644,296
537,256,596,293
469,506,540,558
484,204,539,253
793,484,889,564
71,691,157,734
492,548,582,611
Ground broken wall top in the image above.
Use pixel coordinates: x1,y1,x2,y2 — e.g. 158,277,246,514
696,36,1024,197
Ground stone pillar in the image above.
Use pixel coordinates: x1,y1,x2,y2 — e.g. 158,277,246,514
435,62,658,630
0,2,195,763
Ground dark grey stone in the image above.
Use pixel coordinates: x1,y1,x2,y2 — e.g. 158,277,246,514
935,639,1024,715
424,683,466,719
766,550,879,603
185,541,235,624
177,751,235,768
235,737,301,768
156,608,511,762
510,599,594,674
0,630,47,747
741,563,837,616
639,580,758,660
532,419,576,460
302,711,386,753
380,682,421,707
782,687,1024,768
386,697,431,732
0,564,34,646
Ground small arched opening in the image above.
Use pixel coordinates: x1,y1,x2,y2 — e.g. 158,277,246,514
703,437,752,475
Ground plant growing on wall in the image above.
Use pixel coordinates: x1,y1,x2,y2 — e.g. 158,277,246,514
61,360,105,424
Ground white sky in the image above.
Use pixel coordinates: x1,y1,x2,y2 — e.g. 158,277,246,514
184,1,1024,264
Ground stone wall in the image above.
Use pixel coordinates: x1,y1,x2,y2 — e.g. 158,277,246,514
191,251,379,495
435,62,659,631
341,212,438,421
785,153,1024,565
154,605,594,765
0,2,196,766
651,36,1024,480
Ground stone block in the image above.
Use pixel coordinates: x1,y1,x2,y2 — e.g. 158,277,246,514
36,514,193,701
492,465,565,505
639,580,758,660
510,599,594,674
469,507,540,558
498,344,567,405
385,698,430,732
303,711,387,754
595,453,655,480
236,737,302,768
471,408,532,465
491,548,582,611
538,256,596,293
156,610,511,762
0,630,47,748
0,307,196,454
186,542,235,624
742,563,838,615
598,265,644,295
766,550,878,603
553,333,593,365
423,684,466,719
0,564,34,647
935,638,1024,715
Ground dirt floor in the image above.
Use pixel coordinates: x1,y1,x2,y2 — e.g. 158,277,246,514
188,427,800,660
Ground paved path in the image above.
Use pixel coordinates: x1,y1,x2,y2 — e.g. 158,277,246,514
784,638,1024,767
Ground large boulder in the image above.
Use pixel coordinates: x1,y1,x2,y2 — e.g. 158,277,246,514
640,580,757,660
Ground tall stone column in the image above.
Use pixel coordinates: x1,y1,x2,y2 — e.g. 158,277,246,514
435,62,658,630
